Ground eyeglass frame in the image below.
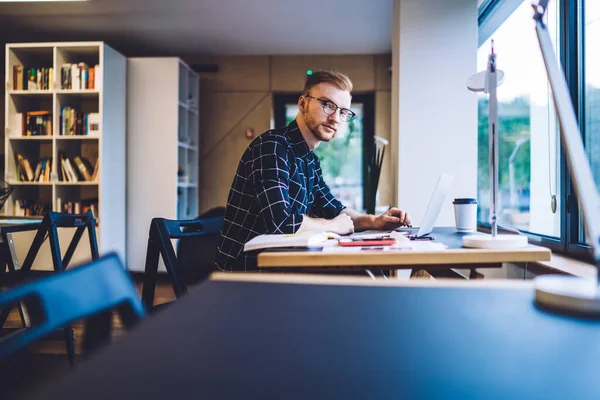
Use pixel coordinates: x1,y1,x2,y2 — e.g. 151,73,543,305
303,94,357,122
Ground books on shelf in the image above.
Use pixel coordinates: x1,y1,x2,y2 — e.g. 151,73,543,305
60,108,99,135
16,111,52,136
12,200,51,216
243,232,336,252
15,154,53,183
12,65,53,90
55,197,98,219
61,63,100,90
58,152,98,183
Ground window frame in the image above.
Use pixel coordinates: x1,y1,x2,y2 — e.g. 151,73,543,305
477,0,594,262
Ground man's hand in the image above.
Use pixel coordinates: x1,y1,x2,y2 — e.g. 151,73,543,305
373,208,412,230
328,213,355,235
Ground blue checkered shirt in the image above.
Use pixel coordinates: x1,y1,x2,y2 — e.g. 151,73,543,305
216,120,346,271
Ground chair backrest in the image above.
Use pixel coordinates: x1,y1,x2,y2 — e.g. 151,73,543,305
177,207,226,283
159,217,224,240
0,253,146,360
142,216,224,310
16,210,99,278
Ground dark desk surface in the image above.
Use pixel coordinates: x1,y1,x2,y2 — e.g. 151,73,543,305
33,275,600,399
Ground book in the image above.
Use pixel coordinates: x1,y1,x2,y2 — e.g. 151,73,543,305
243,232,336,252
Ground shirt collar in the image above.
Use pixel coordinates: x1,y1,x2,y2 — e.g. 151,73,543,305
285,120,311,158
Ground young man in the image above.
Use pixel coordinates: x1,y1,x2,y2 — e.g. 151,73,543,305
216,70,411,271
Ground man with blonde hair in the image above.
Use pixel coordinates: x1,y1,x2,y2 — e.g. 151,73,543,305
216,70,411,271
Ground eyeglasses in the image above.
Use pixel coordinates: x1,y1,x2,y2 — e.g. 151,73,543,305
304,95,356,122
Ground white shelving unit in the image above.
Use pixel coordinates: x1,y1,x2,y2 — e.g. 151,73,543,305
3,42,127,263
126,57,199,272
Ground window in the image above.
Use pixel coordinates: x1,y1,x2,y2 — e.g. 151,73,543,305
479,0,598,260
585,0,600,189
477,1,560,238
273,93,374,212
580,0,600,246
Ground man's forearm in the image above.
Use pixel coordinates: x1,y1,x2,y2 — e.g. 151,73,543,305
341,208,375,231
296,214,354,235
296,215,331,233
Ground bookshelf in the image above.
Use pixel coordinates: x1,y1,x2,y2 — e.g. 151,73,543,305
126,57,199,272
3,42,126,262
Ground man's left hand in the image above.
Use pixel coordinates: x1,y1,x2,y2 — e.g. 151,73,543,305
373,207,412,230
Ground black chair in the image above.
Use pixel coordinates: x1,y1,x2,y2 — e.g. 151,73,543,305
177,206,226,283
0,253,145,396
141,216,224,312
0,211,99,365
20,210,100,276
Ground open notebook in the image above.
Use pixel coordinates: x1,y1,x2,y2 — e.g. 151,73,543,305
243,232,336,252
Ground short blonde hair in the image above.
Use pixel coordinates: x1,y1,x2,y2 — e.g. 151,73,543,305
303,70,353,94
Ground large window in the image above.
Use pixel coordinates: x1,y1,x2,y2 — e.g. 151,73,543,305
477,1,560,238
582,0,600,246
479,0,599,260
584,1,600,191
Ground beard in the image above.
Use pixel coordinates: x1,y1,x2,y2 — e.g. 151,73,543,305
303,110,337,142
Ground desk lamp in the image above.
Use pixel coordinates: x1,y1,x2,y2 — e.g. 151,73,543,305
463,41,528,249
531,0,600,316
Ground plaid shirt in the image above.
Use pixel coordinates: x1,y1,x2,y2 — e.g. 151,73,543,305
216,120,346,271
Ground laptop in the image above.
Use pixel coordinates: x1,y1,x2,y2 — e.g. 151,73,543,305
397,173,454,239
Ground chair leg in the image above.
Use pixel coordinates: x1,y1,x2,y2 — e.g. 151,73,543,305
156,228,188,299
0,240,27,328
64,326,76,367
83,311,112,355
141,238,161,311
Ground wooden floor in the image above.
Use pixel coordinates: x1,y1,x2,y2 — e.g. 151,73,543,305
3,280,178,356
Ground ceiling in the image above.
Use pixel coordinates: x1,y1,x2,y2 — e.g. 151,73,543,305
0,0,394,57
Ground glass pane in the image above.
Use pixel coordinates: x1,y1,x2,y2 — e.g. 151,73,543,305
582,0,600,244
284,104,365,211
477,1,561,237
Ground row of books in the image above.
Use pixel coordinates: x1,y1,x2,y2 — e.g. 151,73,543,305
59,153,99,183
61,108,100,136
61,63,101,90
12,201,51,217
11,110,100,136
56,197,98,219
14,111,53,136
12,65,53,91
10,199,98,219
25,156,53,183
16,154,42,182
14,153,99,183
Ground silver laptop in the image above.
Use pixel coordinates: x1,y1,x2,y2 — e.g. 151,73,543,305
398,173,454,239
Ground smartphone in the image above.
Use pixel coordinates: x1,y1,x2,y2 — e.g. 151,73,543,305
338,238,397,247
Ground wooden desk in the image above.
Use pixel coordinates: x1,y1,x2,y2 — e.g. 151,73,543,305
258,227,551,271
30,274,600,399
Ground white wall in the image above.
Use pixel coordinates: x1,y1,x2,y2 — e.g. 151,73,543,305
392,0,478,227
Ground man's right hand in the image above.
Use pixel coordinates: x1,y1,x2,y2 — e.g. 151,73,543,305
328,213,354,235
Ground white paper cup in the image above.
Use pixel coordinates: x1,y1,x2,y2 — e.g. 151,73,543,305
453,198,477,233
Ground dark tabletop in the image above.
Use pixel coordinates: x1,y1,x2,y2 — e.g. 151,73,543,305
32,279,600,399
401,226,476,248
